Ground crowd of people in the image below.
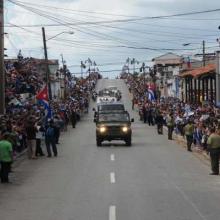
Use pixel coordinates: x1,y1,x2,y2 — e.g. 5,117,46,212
122,72,220,175
0,54,101,183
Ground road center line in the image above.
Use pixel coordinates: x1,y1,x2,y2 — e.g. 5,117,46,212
110,172,116,183
111,154,115,161
109,206,116,220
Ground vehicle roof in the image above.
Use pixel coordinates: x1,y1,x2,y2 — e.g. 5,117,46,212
96,96,117,103
107,86,118,89
98,110,129,115
97,102,124,106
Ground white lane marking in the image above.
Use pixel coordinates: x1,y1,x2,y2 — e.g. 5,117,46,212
110,172,116,183
111,154,115,161
109,206,116,220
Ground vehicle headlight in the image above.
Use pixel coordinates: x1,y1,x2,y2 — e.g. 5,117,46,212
99,126,107,133
122,126,128,132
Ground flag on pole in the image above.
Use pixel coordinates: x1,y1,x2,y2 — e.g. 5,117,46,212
36,85,52,119
36,85,48,101
87,58,92,65
81,61,86,69
148,89,156,101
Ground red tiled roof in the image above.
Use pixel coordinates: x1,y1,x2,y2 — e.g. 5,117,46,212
181,63,216,78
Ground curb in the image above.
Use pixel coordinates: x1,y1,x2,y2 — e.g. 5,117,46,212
163,126,210,164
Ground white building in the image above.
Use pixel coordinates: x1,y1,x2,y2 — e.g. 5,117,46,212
152,53,183,98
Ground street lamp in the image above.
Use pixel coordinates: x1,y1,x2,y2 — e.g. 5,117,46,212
130,58,139,74
85,58,93,77
183,41,206,66
47,31,74,41
42,27,74,100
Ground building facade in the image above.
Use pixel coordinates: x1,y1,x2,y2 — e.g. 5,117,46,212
152,53,183,98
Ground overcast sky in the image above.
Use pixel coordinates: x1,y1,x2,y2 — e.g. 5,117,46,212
4,0,220,77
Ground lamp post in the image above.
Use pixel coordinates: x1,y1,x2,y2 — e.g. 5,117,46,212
183,41,206,67
42,27,74,100
85,58,93,77
130,58,139,75
80,61,86,78
140,62,146,85
60,53,68,99
126,58,130,74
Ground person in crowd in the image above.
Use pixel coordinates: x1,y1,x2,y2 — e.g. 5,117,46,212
207,127,220,175
53,115,62,144
184,120,194,152
155,110,164,134
25,118,37,159
147,105,154,126
0,133,13,183
132,97,135,110
70,108,77,128
167,113,175,140
194,123,203,149
35,122,45,157
142,104,147,124
84,98,89,114
45,121,57,158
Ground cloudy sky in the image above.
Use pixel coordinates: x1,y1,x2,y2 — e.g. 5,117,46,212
4,0,220,77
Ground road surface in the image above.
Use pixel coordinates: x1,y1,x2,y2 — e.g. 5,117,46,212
1,79,220,220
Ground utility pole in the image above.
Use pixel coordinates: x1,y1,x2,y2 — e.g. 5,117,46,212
81,65,83,78
42,27,52,100
126,58,130,74
216,51,220,106
0,0,4,115
61,54,67,99
203,40,205,67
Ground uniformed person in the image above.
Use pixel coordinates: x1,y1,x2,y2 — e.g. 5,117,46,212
70,108,77,128
167,113,175,140
132,97,135,110
207,127,220,175
184,120,194,152
142,104,147,124
155,111,164,134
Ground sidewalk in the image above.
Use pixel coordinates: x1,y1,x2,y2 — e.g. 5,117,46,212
162,126,210,165
133,104,211,165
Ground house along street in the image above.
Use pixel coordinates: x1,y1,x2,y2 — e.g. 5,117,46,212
1,79,220,220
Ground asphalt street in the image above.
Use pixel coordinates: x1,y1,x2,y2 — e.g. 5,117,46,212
1,79,220,220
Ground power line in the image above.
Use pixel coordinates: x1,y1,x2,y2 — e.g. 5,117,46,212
5,1,220,46
6,1,219,51
6,0,220,26
10,0,140,18
5,0,220,59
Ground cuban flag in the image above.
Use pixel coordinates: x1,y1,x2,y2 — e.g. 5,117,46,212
36,85,53,119
148,89,156,101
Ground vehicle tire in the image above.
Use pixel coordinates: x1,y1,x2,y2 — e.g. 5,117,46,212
96,138,102,147
125,137,132,146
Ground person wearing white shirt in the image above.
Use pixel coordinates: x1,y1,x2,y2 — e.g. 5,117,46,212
35,122,45,157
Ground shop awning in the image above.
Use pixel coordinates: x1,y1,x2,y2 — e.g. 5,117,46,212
180,63,216,78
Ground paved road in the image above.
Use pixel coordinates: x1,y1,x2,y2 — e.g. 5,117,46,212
1,79,220,220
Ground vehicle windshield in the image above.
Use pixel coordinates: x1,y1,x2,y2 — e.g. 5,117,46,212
98,113,129,122
108,87,117,91
98,104,124,111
